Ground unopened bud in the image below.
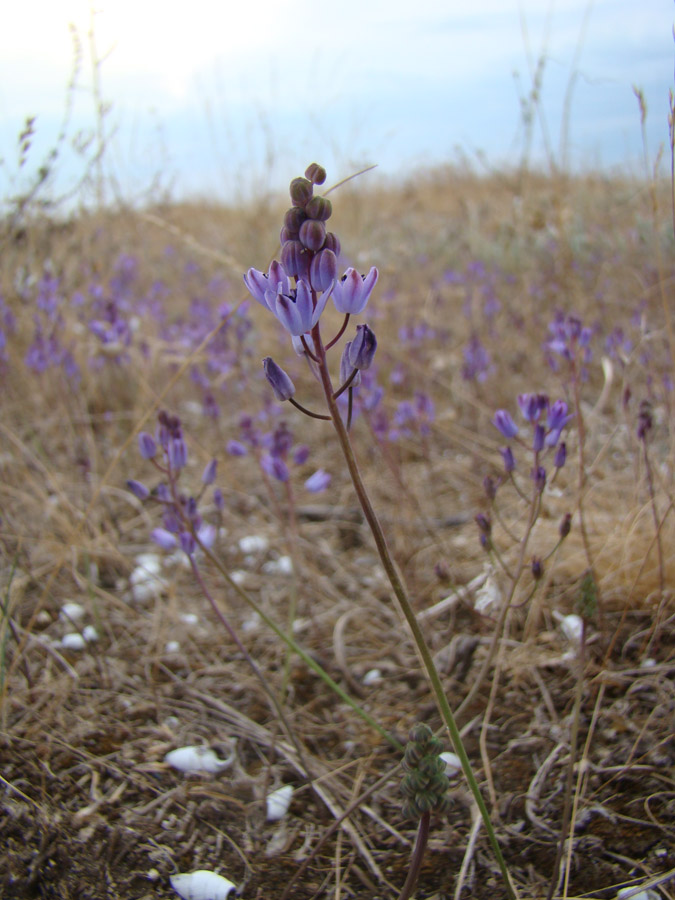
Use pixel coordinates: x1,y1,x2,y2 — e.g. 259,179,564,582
305,196,332,221
310,248,337,292
559,512,572,539
263,357,296,402
348,324,377,370
299,218,326,252
283,206,307,236
290,176,313,207
281,240,310,280
304,163,327,185
323,232,341,257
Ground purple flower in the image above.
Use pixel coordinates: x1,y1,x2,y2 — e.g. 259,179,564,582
265,279,331,336
531,465,547,492
309,249,338,292
305,469,331,492
138,432,157,459
348,324,377,370
201,459,217,485
168,437,188,470
226,439,248,457
500,446,516,473
261,453,289,482
127,479,150,500
243,261,290,307
554,442,567,468
293,445,310,465
263,357,296,402
332,267,378,315
462,335,492,382
532,423,545,453
518,393,548,422
151,528,178,550
493,410,518,439
545,400,573,445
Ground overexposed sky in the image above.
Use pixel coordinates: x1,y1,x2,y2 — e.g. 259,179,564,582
1,0,672,202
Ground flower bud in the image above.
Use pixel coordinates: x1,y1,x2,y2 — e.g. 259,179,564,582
531,556,544,580
305,196,332,221
289,176,313,207
202,459,217,485
304,163,327,185
283,206,307,236
138,432,157,459
127,479,150,500
531,465,546,492
554,441,567,469
475,512,491,536
310,248,337,292
533,423,545,452
323,232,341,257
281,240,310,281
559,512,572,539
299,218,326,252
348,324,377,370
483,475,497,501
500,446,516,473
263,357,296,402
493,409,518,439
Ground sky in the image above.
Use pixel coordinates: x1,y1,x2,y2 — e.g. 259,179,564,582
0,0,672,205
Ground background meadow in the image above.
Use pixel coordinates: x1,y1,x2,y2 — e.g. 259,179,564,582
1,6,674,900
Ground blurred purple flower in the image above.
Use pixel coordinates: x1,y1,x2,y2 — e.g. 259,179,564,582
305,469,331,492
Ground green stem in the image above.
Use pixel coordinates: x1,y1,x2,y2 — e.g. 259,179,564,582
311,325,516,900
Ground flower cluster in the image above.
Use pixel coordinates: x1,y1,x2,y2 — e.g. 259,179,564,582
128,411,220,556
400,724,451,820
244,164,379,414
226,416,331,492
493,393,572,490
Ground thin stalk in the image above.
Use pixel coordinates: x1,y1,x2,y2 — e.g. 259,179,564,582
545,618,586,900
397,811,430,900
311,324,516,900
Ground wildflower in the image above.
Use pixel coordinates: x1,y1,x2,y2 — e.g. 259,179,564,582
332,267,379,315
127,479,150,500
545,399,573,445
500,446,516,473
243,261,291,308
201,459,217,485
348,324,377,370
518,393,548,422
531,465,546,492
261,453,290,482
554,442,567,469
138,432,157,459
493,409,518,439
309,249,338,292
265,279,331,337
532,423,545,453
305,469,331,492
151,528,179,551
263,357,296,402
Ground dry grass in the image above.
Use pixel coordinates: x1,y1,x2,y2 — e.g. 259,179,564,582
0,166,674,900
